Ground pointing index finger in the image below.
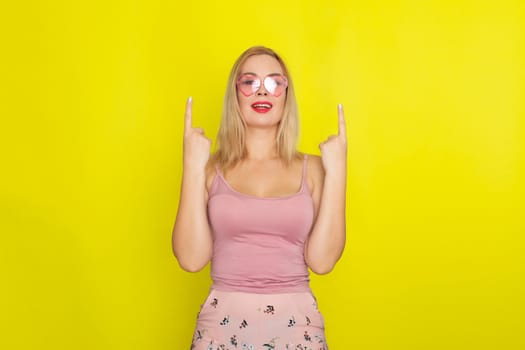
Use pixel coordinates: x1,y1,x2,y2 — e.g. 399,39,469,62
184,96,193,134
338,103,346,139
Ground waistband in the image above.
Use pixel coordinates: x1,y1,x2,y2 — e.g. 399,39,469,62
211,280,312,294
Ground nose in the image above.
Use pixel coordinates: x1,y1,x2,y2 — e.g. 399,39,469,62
256,81,268,96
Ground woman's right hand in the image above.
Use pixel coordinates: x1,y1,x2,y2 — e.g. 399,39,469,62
173,97,213,272
183,97,211,172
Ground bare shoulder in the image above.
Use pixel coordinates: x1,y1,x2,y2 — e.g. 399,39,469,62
304,153,325,193
306,153,324,175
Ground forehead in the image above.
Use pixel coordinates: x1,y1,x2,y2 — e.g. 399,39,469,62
240,54,284,76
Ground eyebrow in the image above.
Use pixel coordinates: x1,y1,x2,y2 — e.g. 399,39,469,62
240,72,283,77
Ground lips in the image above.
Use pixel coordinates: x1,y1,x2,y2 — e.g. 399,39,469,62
251,101,273,113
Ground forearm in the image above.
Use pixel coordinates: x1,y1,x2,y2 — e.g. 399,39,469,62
305,170,347,274
172,169,213,272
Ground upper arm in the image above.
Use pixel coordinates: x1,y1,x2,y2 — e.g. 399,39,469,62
306,154,325,220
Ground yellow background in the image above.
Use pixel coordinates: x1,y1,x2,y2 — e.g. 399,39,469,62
1,0,524,349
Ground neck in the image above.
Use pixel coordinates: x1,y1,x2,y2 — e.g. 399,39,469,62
244,127,279,161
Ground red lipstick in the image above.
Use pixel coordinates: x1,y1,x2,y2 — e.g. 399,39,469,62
251,101,273,114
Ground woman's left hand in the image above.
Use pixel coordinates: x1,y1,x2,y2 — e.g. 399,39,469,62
319,104,347,174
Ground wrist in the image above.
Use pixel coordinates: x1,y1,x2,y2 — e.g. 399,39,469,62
323,162,347,177
182,167,207,180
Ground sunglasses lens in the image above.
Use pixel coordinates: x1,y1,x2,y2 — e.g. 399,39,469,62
237,74,288,96
237,74,260,96
264,76,287,97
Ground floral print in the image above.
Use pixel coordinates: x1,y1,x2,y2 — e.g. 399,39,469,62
190,290,327,350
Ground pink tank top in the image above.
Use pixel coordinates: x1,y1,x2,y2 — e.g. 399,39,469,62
207,155,314,293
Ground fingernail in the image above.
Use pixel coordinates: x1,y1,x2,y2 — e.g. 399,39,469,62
338,103,343,109
188,96,193,102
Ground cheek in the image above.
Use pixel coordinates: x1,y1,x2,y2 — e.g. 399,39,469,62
236,93,249,114
275,98,286,114
239,100,251,115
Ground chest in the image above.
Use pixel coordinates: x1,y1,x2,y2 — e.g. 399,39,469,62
223,161,303,198
208,191,314,244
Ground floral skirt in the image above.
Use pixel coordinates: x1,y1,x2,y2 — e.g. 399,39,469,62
190,289,328,350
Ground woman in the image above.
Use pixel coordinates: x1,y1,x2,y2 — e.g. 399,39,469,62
173,46,347,350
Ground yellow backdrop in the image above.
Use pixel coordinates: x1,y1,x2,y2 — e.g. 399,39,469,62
1,0,524,349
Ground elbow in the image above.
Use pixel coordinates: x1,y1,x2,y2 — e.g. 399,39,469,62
177,260,208,273
172,247,211,273
305,254,338,275
305,245,345,275
308,262,336,275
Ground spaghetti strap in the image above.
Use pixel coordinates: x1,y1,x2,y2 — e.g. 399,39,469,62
208,164,222,197
215,164,223,176
302,154,308,186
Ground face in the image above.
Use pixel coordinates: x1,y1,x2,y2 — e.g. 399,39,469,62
236,54,287,129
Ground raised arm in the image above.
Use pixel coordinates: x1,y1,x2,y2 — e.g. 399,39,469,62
172,97,213,272
305,104,348,274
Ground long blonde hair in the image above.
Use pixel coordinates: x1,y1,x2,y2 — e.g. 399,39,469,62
212,46,300,170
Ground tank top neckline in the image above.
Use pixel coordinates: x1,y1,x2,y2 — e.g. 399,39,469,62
213,155,310,201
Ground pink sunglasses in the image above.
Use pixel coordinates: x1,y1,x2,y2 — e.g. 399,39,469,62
236,73,288,97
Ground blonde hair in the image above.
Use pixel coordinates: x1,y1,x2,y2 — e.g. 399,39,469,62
212,46,300,170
